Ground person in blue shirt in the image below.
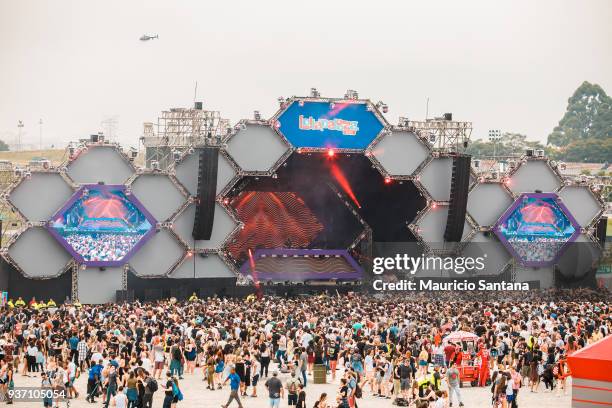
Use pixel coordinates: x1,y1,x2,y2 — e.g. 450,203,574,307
221,367,244,408
69,334,79,362
87,360,104,403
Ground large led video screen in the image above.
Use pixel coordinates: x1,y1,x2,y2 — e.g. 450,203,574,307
494,193,579,267
48,185,156,267
276,100,385,149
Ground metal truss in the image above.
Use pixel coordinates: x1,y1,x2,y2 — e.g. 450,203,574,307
403,118,472,153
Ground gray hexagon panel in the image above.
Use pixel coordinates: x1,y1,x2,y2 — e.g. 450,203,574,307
170,253,235,279
67,145,135,185
509,160,562,194
130,174,186,222
128,229,185,277
174,150,236,196
461,232,511,275
417,206,472,250
555,234,602,279
467,183,514,227
419,157,453,201
226,123,289,172
7,227,71,278
173,203,238,249
370,130,429,176
558,186,602,226
8,172,73,222
78,267,124,304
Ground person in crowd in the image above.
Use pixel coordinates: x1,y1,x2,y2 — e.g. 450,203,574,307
0,288,607,407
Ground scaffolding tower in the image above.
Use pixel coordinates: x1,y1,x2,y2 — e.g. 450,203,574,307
402,116,472,153
141,103,230,169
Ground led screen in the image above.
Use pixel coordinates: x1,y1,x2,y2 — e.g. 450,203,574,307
276,100,385,149
48,185,155,266
494,193,579,266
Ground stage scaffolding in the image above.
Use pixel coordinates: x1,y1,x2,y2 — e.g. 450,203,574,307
141,104,230,170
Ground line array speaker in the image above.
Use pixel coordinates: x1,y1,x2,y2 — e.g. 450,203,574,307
444,155,471,242
595,216,607,247
192,147,219,240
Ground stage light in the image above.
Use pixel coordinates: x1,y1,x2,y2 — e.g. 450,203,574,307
384,177,392,184
223,198,230,205
327,149,335,158
432,202,437,209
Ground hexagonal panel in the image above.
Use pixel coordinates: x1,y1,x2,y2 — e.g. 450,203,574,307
128,229,185,277
556,234,602,278
226,123,289,172
47,185,156,267
174,150,236,196
467,182,514,227
558,186,602,226
130,174,185,222
419,157,453,201
370,130,430,176
8,172,73,222
417,206,472,250
173,203,238,249
77,267,124,304
67,145,135,185
508,160,562,194
276,100,385,149
7,227,71,278
461,232,512,275
171,253,235,279
493,193,579,267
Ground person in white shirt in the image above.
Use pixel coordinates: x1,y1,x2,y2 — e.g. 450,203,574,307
112,386,128,408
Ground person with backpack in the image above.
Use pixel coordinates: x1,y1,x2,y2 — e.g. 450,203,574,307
142,370,157,408
285,371,301,406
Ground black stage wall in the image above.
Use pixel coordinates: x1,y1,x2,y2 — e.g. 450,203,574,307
0,259,71,301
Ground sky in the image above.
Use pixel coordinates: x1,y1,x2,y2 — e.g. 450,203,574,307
0,0,610,150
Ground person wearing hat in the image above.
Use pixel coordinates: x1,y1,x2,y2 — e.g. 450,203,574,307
265,370,283,408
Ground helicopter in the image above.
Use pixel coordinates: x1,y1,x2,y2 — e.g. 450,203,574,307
139,34,159,41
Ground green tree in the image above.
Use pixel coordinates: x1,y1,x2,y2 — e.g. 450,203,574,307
548,81,612,147
0,140,8,151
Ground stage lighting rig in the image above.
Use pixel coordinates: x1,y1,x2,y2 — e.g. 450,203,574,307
344,89,359,100
310,88,320,98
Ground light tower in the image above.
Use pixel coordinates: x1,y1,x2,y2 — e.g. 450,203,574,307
16,121,24,152
39,119,43,151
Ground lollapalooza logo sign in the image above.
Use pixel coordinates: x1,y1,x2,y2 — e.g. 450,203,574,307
277,100,383,149
298,115,359,136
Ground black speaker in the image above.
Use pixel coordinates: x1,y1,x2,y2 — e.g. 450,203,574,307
444,155,471,242
192,147,219,240
596,216,607,247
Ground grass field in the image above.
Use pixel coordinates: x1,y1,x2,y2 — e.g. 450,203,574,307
0,149,67,166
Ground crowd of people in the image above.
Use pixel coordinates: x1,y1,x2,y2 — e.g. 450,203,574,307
0,288,609,408
506,238,565,263
64,233,144,262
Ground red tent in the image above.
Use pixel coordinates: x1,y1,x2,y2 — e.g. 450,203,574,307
567,335,612,407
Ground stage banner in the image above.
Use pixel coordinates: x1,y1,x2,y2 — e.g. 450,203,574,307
276,100,385,149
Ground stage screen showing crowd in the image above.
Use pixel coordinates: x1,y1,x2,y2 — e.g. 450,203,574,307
49,186,153,265
496,194,577,266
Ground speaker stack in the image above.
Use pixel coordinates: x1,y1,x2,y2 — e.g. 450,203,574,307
444,155,471,242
